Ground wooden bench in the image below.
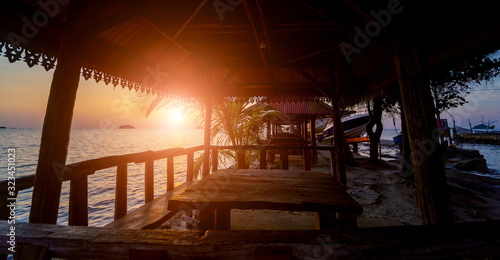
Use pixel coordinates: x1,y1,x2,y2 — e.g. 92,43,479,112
104,181,193,229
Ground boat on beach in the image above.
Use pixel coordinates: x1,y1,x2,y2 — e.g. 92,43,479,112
322,113,371,140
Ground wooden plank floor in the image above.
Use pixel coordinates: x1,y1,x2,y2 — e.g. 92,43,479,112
104,181,193,229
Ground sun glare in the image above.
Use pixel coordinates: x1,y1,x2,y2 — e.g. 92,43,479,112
168,109,184,123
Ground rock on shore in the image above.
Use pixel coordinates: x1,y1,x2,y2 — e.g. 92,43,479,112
455,133,500,145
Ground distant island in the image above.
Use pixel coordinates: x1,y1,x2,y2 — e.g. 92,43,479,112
473,124,488,129
118,125,135,129
0,126,6,129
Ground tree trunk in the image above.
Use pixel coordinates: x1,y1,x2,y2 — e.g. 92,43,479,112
394,33,452,225
341,124,355,166
399,103,413,178
29,0,86,224
366,98,383,163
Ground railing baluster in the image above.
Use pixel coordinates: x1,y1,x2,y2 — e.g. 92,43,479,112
69,176,88,226
167,155,174,192
259,148,267,169
145,160,154,202
115,163,127,219
211,149,218,172
186,152,194,182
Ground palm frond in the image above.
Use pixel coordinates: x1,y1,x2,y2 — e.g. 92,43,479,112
130,93,183,118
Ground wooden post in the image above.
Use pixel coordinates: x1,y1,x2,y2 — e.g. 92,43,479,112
259,148,267,169
330,62,347,187
29,0,87,224
115,163,127,220
237,147,247,169
215,209,231,230
394,33,452,224
145,160,154,203
211,149,218,172
303,118,308,142
167,155,174,192
266,120,271,141
69,176,88,226
199,209,215,230
281,149,289,170
203,98,213,178
186,152,194,181
310,116,317,163
303,147,311,171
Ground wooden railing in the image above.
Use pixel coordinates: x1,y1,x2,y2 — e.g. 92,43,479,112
0,144,338,227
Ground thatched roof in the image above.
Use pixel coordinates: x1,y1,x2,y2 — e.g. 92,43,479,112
1,0,500,101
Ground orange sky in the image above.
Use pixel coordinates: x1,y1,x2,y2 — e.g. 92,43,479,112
0,59,195,129
1,58,499,130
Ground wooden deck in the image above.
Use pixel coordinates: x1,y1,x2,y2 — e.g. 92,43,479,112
168,169,362,230
3,220,499,259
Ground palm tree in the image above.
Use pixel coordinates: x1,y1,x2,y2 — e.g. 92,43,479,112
131,94,287,178
192,100,288,173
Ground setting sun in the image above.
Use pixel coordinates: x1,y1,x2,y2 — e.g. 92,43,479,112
168,109,184,123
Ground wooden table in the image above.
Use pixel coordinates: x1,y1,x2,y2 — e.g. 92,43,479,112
168,169,362,230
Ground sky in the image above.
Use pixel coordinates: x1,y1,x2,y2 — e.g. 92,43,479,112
0,59,195,129
0,58,499,130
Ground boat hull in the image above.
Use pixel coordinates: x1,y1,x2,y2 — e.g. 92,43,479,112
323,114,370,139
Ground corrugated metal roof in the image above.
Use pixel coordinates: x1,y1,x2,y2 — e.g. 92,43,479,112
0,0,498,101
267,101,332,116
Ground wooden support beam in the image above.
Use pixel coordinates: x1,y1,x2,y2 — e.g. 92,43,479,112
173,0,209,39
303,148,311,171
29,0,86,224
145,160,154,203
281,150,289,170
242,0,271,67
330,59,347,187
237,147,247,169
203,98,213,178
211,149,218,172
393,33,452,225
259,148,267,169
215,209,231,230
69,176,88,226
310,116,317,164
115,163,128,220
166,155,174,192
199,209,215,230
186,152,194,181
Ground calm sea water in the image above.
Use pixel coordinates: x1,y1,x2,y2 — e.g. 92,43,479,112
0,128,203,227
378,128,500,177
1,128,499,227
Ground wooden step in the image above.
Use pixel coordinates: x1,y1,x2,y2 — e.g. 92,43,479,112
104,181,193,229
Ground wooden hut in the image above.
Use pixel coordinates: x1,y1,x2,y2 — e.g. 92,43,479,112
1,0,500,258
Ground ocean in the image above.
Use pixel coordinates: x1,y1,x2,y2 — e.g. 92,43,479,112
1,128,499,227
1,128,204,227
